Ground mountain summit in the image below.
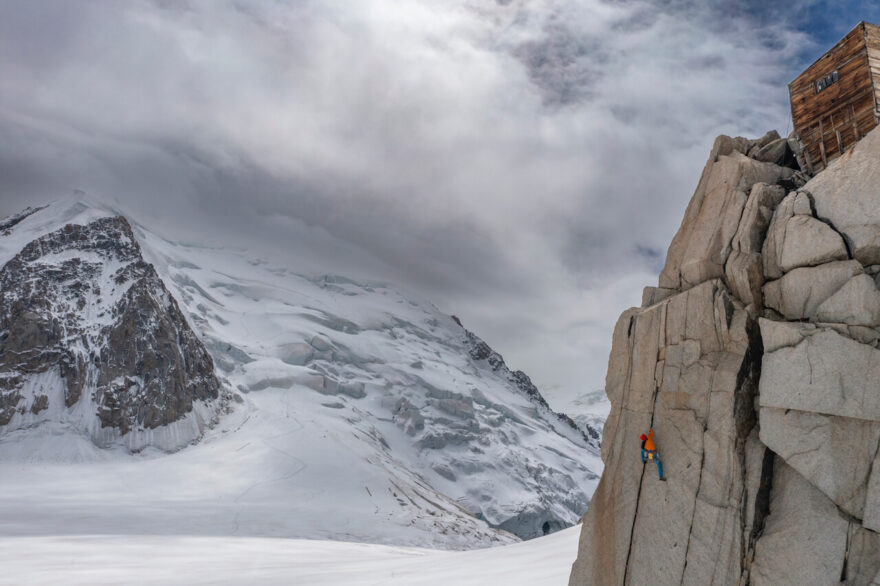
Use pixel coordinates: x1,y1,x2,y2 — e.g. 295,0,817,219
0,202,222,451
0,196,601,547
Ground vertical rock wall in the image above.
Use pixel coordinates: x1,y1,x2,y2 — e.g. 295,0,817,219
570,129,880,585
0,216,222,451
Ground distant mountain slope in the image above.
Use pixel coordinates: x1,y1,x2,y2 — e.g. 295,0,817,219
0,196,602,547
137,212,602,541
456,319,602,452
561,389,609,444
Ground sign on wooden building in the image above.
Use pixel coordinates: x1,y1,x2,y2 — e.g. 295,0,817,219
789,21,880,173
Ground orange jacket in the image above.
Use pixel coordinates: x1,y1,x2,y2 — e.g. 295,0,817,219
644,429,656,451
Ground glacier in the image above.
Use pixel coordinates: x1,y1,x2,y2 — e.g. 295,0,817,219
0,194,603,550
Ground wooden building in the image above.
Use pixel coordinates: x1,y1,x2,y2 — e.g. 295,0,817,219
789,21,880,173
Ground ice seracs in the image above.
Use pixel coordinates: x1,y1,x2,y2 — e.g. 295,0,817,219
141,225,603,541
0,195,603,548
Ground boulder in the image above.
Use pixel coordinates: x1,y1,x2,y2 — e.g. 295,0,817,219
804,127,880,266
815,274,880,326
725,250,764,310
762,191,824,279
761,195,793,280
730,183,787,255
322,378,366,399
748,130,781,152
759,315,812,352
778,215,849,273
792,191,813,216
641,286,676,307
724,183,786,307
759,320,880,422
750,137,798,169
712,134,753,160
763,260,863,321
749,462,850,586
660,136,794,291
759,406,880,518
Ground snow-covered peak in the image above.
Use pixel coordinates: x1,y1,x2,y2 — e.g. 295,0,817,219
0,192,119,268
0,208,223,451
136,220,602,541
0,197,602,548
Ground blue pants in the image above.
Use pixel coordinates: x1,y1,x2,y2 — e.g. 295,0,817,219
641,449,664,479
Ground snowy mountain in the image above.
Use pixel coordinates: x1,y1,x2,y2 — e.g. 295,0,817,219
561,389,609,444
0,195,602,548
0,207,222,451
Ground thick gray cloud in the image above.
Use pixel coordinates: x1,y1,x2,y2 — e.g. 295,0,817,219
0,0,815,406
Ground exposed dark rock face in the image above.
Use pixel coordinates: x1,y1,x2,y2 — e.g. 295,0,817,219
0,216,221,448
0,206,46,234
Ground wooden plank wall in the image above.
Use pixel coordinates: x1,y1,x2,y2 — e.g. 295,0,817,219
789,22,878,173
866,23,880,115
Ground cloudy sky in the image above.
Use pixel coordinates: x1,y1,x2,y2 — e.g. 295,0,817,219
1,0,878,408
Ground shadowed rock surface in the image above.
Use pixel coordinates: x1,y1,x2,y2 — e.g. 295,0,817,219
0,214,222,451
570,128,880,585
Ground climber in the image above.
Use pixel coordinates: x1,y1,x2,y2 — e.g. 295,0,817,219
640,429,666,481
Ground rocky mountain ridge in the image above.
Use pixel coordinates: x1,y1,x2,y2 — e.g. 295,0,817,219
570,128,880,584
456,316,602,451
0,211,222,451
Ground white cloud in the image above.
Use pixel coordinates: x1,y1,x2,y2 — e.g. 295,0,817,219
0,0,812,405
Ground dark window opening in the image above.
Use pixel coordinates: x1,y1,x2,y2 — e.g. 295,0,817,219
816,70,839,93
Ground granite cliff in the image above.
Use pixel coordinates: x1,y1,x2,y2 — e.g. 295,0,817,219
570,128,880,585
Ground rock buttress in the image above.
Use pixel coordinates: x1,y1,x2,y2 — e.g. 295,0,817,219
570,280,763,585
571,129,880,585
0,215,223,451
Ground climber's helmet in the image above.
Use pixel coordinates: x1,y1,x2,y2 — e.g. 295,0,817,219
639,434,647,441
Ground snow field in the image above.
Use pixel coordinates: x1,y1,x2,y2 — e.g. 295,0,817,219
0,525,581,586
0,196,601,582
